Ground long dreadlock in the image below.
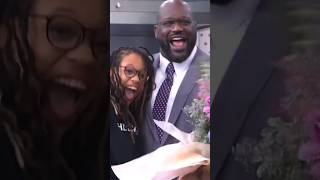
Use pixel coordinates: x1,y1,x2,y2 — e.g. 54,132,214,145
110,47,155,143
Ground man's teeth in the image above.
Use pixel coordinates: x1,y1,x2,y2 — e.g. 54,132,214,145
172,37,184,41
54,78,87,90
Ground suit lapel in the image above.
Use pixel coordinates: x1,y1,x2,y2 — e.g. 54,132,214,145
213,5,288,177
148,54,162,144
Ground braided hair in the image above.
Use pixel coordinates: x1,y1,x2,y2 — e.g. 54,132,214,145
110,47,154,142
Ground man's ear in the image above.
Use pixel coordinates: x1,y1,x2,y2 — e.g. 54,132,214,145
154,25,158,39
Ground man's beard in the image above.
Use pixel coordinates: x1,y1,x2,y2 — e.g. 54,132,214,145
158,39,195,63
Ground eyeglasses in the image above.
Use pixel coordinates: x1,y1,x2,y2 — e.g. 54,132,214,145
119,65,147,81
30,15,107,61
158,18,194,28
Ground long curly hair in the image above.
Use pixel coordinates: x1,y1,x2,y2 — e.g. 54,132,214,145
110,47,154,142
0,0,107,180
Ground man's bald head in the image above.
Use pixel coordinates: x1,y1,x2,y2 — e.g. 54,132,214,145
154,0,197,63
157,0,193,21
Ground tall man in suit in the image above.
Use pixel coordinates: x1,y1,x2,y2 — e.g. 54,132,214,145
212,0,289,179
142,0,210,153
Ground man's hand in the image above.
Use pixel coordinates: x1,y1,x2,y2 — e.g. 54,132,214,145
179,165,210,180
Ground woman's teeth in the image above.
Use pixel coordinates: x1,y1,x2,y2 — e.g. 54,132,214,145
127,86,137,91
54,77,87,91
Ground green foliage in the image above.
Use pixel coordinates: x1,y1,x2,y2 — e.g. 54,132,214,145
184,99,210,144
234,117,309,180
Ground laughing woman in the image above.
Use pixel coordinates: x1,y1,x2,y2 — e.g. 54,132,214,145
0,0,107,179
109,47,154,179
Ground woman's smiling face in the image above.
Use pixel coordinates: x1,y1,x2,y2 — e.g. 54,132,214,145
118,53,146,105
28,0,107,128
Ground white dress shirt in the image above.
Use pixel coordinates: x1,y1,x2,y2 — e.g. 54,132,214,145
151,45,197,122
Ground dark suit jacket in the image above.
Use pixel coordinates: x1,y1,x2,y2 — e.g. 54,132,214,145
213,1,289,180
143,48,210,153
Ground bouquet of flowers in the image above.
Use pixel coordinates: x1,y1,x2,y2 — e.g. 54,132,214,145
234,1,320,179
111,62,210,180
184,62,210,144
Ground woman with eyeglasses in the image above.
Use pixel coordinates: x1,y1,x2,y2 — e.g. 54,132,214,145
0,0,107,180
109,47,154,179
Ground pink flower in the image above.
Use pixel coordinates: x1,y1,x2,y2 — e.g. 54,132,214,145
303,110,320,142
298,110,320,179
205,96,210,105
203,96,210,120
203,106,210,119
197,79,210,100
298,142,320,178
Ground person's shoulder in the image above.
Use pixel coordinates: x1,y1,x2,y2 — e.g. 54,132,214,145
152,52,161,66
152,52,160,60
195,48,210,62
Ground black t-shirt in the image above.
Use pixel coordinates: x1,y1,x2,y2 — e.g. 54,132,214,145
109,106,144,180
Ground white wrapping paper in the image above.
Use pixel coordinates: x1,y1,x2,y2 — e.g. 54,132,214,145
111,120,210,180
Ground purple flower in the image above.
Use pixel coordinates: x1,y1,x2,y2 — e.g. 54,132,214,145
298,110,320,179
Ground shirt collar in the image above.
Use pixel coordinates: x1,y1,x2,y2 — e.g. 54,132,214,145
159,45,197,75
